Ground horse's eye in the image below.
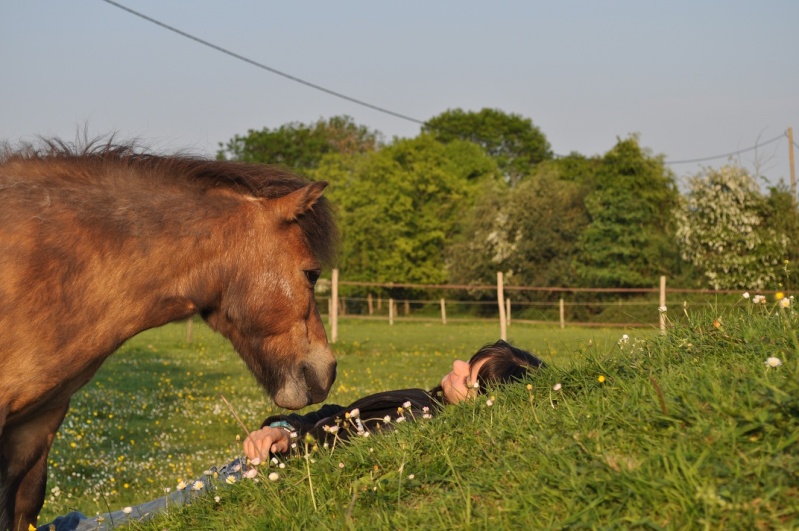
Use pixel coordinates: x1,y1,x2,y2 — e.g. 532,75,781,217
304,269,321,287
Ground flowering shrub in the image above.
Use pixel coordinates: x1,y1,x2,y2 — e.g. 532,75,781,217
674,164,787,289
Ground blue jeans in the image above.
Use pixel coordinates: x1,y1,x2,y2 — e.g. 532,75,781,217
38,457,250,531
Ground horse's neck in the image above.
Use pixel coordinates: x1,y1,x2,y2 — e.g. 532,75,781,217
66,190,248,338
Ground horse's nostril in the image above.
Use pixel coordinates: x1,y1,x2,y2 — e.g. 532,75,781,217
302,360,333,404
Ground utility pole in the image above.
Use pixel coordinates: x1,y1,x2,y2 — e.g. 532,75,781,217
789,127,796,208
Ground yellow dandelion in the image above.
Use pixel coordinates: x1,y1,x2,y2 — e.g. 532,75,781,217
598,375,606,383
776,292,785,301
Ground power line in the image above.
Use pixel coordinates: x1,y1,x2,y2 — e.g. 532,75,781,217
99,0,426,125
99,0,792,168
663,133,786,165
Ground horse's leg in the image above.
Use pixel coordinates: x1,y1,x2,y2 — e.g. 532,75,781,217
1,403,69,531
0,403,12,531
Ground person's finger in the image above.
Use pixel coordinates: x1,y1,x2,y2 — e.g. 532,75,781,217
259,436,274,459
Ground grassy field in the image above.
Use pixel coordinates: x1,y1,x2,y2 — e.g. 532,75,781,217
39,302,799,529
39,319,633,521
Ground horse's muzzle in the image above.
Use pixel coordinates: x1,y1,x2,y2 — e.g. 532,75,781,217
273,354,336,409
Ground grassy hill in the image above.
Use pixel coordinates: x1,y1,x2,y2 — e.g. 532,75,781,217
41,301,798,529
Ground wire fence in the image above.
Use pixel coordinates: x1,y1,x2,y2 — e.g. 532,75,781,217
316,272,782,341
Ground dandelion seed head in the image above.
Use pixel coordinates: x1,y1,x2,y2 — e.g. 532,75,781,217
765,357,783,368
268,472,279,481
742,292,750,299
553,383,562,391
122,507,132,515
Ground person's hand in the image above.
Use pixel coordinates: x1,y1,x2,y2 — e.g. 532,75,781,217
243,427,291,460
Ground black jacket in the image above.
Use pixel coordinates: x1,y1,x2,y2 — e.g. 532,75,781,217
261,388,443,446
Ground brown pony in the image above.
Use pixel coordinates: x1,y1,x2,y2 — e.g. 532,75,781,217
0,139,338,530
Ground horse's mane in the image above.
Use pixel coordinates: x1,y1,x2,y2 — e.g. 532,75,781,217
1,137,339,266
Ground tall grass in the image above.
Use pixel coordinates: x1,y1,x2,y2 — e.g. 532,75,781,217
43,300,799,529
132,298,798,530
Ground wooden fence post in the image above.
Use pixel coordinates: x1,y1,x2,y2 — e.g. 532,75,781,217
659,275,666,335
559,298,565,329
505,297,511,327
440,298,447,325
367,293,373,315
331,268,339,343
389,298,394,326
404,300,410,315
497,272,507,341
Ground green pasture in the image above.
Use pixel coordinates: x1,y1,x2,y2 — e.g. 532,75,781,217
39,303,799,529
39,319,632,520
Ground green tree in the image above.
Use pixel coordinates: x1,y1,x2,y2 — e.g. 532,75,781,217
550,152,602,188
576,136,681,287
310,135,497,292
217,115,382,171
423,108,552,184
675,165,788,290
448,166,589,291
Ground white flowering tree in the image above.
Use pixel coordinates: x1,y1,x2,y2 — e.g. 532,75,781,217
674,165,787,289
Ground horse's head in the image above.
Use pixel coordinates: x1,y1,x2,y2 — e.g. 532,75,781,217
202,181,337,410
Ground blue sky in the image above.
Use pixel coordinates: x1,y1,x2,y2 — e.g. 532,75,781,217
2,1,797,186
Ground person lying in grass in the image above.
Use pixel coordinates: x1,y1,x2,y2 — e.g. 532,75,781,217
40,340,543,531
244,339,545,460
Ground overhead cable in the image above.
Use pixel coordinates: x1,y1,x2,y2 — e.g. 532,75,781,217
100,1,792,167
664,133,785,165
99,0,426,125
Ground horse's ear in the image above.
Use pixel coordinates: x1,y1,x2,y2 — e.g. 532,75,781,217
272,181,328,222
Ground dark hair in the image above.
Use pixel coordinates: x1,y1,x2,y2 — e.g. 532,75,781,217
429,340,545,403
